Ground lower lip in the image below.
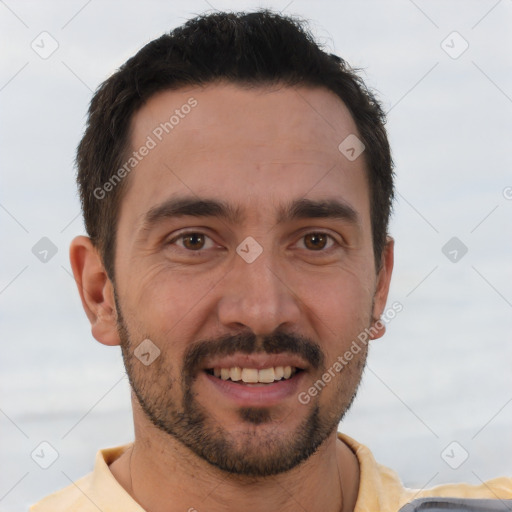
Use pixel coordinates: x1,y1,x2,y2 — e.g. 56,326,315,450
202,371,305,407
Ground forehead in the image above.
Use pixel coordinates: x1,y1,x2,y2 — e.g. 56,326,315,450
131,81,360,158
119,82,369,229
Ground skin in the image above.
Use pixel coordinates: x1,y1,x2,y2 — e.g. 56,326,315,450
70,82,394,512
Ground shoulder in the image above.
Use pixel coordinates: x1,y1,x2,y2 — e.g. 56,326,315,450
29,473,95,512
29,444,141,512
337,432,512,512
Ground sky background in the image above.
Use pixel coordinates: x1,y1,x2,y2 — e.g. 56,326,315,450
1,0,511,510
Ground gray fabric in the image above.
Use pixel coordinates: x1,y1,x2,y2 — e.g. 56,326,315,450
399,497,512,512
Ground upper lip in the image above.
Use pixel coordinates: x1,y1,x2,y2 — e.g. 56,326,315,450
202,354,308,371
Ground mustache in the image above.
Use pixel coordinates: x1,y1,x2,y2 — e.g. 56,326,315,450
183,330,324,376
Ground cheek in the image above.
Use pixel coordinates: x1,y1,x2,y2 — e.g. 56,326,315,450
119,263,227,357
293,266,374,379
296,263,374,327
121,261,214,320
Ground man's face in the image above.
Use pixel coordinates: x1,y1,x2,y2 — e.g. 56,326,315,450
112,82,390,476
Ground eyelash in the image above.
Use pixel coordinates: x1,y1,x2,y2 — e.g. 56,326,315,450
167,230,339,252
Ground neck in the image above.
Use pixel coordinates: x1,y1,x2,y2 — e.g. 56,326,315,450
109,409,360,512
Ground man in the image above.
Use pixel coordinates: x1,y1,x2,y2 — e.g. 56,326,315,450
31,10,511,512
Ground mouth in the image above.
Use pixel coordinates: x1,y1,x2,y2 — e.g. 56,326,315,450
200,356,307,407
199,354,309,406
205,365,303,385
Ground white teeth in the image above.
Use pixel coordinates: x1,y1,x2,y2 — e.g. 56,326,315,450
258,367,275,383
241,368,259,383
211,365,297,383
230,367,242,381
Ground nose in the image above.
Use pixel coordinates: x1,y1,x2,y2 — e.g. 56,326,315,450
216,247,302,336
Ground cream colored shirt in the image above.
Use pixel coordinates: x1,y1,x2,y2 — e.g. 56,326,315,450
30,432,512,512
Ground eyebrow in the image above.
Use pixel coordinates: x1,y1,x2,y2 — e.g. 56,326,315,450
140,196,359,232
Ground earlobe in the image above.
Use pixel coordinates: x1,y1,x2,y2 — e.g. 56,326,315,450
69,236,121,346
369,316,386,341
370,236,394,341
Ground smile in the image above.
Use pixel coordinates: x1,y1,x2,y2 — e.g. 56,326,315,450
206,366,301,384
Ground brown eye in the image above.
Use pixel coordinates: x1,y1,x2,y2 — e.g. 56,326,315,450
303,233,330,250
182,233,206,250
168,231,217,252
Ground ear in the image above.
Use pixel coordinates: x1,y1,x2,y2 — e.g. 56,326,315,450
69,236,121,346
369,236,394,341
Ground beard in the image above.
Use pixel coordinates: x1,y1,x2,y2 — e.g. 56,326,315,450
115,293,368,477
